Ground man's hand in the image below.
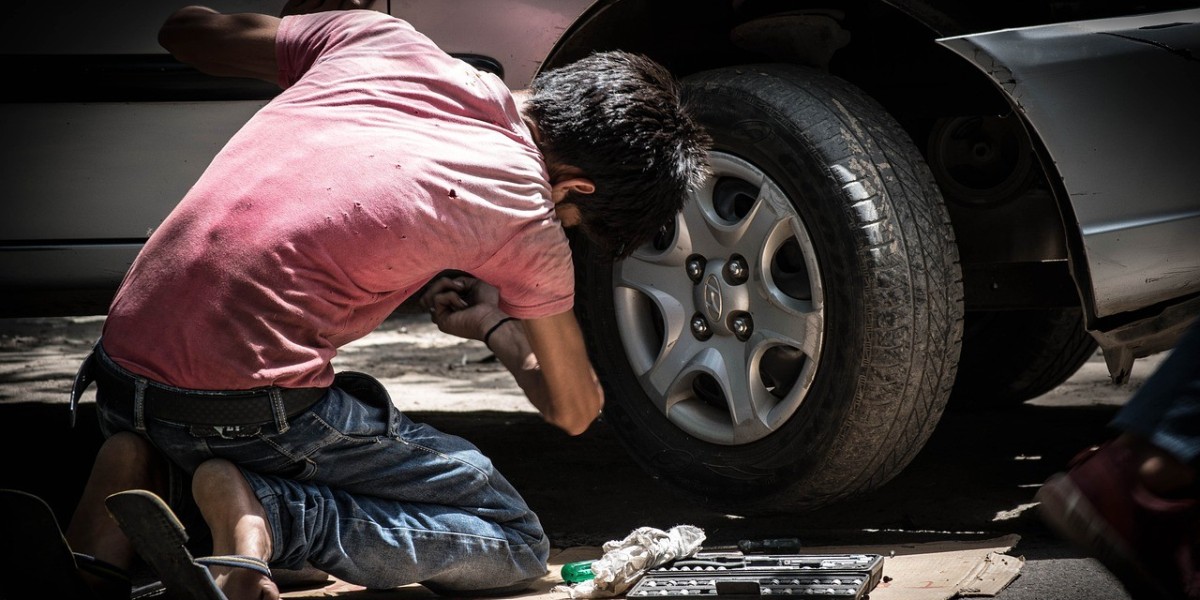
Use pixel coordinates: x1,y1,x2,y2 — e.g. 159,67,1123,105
419,276,508,342
280,0,371,17
418,276,603,436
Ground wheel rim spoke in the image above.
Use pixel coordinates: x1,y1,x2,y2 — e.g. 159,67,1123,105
664,342,776,444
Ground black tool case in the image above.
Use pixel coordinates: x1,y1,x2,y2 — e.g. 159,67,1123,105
627,552,886,598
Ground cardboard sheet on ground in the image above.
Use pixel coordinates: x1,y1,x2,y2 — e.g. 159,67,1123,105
280,534,1022,599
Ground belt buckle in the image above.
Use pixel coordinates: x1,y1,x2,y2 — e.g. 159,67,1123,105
191,424,262,439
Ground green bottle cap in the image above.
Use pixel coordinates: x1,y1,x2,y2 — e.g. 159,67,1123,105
561,560,596,583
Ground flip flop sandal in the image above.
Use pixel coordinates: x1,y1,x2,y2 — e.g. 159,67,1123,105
0,488,131,600
105,489,272,600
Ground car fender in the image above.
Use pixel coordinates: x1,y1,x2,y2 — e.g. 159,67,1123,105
936,9,1200,324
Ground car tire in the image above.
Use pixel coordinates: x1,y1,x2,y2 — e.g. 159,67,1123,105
574,64,964,513
949,308,1098,407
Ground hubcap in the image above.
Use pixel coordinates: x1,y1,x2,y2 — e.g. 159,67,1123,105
612,152,826,445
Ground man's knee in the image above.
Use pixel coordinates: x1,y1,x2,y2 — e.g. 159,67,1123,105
97,432,157,470
93,432,165,492
192,458,240,487
191,458,247,505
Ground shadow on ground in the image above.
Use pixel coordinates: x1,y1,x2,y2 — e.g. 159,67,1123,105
1,395,1120,558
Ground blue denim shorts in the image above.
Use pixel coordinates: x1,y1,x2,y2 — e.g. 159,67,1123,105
1111,317,1200,466
92,353,549,593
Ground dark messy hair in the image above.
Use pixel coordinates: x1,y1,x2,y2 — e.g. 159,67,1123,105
526,51,711,259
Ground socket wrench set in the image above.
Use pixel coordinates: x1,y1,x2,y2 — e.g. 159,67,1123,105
627,552,886,598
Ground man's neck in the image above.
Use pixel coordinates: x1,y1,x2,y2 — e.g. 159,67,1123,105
510,89,540,144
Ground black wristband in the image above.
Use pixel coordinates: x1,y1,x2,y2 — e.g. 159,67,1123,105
483,317,518,349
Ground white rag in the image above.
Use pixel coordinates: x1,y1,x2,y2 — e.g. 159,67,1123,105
554,525,706,599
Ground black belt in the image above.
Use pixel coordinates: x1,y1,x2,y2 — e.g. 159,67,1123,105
90,348,327,427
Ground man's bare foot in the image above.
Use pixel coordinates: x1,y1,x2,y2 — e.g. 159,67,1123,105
192,459,279,600
1115,433,1198,497
214,566,280,600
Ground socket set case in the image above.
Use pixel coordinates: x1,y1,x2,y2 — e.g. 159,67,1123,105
627,552,885,598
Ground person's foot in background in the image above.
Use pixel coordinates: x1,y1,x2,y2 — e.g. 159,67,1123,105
1037,434,1200,600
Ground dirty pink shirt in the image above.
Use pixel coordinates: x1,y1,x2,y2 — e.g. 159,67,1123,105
101,10,574,390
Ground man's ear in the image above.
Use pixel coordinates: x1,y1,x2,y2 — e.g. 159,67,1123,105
551,177,595,204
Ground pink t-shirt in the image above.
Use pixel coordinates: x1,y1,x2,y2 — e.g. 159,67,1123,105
102,10,574,390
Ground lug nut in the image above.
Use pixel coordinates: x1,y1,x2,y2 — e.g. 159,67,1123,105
686,255,706,284
725,255,748,285
691,314,712,340
730,313,753,341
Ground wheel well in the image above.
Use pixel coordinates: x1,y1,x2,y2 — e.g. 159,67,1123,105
545,0,1083,312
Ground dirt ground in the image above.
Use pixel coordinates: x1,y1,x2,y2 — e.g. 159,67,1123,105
0,306,527,411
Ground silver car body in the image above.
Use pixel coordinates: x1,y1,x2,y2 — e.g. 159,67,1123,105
939,10,1200,319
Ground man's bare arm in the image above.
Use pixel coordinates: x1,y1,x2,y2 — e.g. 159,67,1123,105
489,312,604,435
421,276,604,435
158,6,282,83
158,1,369,83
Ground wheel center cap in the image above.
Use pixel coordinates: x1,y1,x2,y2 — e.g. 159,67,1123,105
703,274,723,322
694,261,750,334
